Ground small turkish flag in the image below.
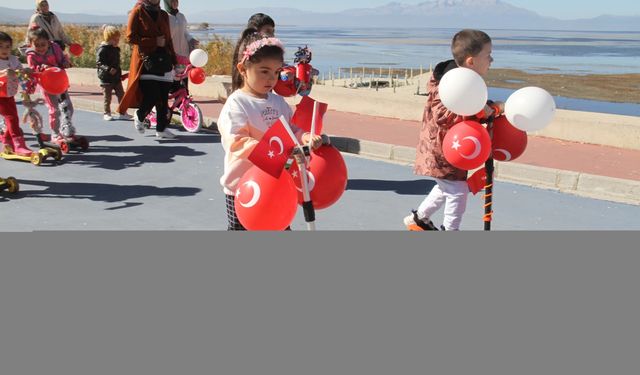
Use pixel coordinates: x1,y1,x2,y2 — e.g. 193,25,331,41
291,96,328,134
467,168,488,195
249,117,299,178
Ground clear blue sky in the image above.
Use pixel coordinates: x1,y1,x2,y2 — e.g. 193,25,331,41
1,0,637,20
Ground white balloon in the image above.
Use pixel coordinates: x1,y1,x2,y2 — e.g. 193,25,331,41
505,86,556,132
189,49,209,68
438,67,488,116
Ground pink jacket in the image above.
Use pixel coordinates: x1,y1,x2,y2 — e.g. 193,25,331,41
26,41,68,70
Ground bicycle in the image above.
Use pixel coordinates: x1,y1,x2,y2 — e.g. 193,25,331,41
144,64,204,133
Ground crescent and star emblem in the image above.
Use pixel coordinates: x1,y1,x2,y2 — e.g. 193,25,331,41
494,148,513,161
269,136,284,156
237,181,261,208
459,136,482,160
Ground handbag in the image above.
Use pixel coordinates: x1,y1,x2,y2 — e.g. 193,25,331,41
142,47,173,76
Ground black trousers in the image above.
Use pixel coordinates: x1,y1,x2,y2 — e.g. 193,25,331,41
138,80,172,132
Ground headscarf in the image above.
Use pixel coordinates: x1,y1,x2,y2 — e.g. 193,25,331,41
36,0,53,23
136,0,160,18
162,0,178,15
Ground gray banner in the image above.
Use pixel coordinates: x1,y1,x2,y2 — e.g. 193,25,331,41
1,232,639,375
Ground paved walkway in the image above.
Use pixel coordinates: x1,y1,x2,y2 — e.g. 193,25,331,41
67,84,640,183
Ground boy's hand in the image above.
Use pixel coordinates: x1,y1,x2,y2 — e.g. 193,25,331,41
302,133,323,150
491,101,505,116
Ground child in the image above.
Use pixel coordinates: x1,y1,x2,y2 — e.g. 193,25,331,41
96,25,132,121
404,29,504,231
219,29,323,230
25,26,75,142
0,32,34,157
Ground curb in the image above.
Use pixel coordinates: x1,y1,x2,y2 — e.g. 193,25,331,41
330,137,640,206
71,98,639,206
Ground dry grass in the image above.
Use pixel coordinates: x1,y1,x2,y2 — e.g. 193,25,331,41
486,69,640,104
1,24,234,75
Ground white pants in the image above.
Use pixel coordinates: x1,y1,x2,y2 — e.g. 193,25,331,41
417,179,469,231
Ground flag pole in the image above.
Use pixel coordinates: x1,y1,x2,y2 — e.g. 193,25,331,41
282,116,316,231
483,116,495,231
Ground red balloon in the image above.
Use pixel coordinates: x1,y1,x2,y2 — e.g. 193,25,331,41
38,67,69,95
235,166,298,231
287,145,348,210
69,43,83,57
274,66,297,97
492,116,528,162
443,120,492,170
188,67,206,84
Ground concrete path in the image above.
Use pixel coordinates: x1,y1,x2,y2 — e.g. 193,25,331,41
65,84,640,205
2,106,639,231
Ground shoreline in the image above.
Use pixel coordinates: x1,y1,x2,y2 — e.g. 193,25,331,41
325,67,640,105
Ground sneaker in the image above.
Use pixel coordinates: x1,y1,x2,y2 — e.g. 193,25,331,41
60,125,76,138
156,129,177,139
103,114,113,121
134,110,145,134
403,210,439,231
116,113,134,121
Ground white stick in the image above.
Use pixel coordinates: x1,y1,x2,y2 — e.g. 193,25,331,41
280,115,301,147
310,100,319,138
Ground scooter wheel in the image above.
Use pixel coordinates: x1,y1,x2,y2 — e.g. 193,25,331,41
79,137,89,151
6,176,19,193
31,152,42,166
53,149,62,161
60,141,70,154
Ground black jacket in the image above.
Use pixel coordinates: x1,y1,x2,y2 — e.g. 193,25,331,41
96,43,122,85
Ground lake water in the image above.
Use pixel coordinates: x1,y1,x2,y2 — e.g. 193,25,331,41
192,26,640,116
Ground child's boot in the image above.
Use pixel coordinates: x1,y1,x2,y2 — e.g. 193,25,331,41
10,134,34,157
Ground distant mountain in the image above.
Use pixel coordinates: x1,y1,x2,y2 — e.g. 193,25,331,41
2,1,639,31
186,0,640,31
0,6,126,25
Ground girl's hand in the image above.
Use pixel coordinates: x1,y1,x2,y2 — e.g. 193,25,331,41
302,133,323,150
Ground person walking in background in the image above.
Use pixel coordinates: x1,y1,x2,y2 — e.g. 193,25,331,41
231,13,276,79
26,0,72,51
96,25,133,122
163,0,199,92
118,0,178,140
404,29,504,231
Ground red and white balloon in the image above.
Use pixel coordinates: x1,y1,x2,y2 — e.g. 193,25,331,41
288,145,348,210
235,166,298,231
492,116,528,162
443,120,492,170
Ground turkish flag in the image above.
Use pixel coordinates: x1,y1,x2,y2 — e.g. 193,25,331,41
467,168,488,195
291,96,328,134
249,117,299,178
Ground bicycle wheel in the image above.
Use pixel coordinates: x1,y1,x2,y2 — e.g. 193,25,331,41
181,102,203,133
